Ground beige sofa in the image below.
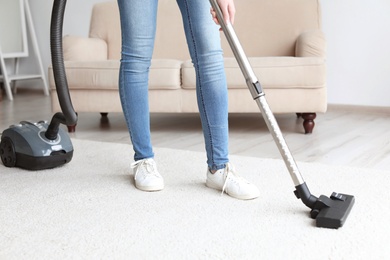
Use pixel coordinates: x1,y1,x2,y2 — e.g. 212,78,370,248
49,0,326,133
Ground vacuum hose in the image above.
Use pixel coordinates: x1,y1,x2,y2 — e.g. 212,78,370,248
45,0,77,140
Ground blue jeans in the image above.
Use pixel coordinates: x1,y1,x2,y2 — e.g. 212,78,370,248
117,0,229,171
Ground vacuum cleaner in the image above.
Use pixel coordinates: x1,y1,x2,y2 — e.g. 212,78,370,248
0,0,77,170
209,0,355,229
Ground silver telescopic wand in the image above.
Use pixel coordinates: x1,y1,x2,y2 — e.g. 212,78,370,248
209,0,304,187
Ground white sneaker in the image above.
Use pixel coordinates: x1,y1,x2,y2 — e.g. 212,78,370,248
131,158,164,191
206,163,259,200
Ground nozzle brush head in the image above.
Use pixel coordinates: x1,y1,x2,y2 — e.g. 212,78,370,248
314,193,355,229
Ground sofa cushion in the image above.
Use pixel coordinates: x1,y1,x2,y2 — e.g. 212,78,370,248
49,59,182,91
149,59,182,90
88,0,323,60
221,0,322,57
89,1,121,60
295,30,326,57
181,57,326,90
63,35,108,61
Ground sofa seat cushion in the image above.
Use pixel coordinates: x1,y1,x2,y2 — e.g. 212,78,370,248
49,59,182,91
181,56,326,90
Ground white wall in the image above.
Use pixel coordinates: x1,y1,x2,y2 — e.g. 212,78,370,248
0,0,26,55
26,0,390,107
321,0,390,107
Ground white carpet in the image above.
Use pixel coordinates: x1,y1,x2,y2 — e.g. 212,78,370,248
0,139,389,259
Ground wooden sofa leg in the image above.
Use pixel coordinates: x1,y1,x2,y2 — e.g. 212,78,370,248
301,113,316,134
100,113,110,129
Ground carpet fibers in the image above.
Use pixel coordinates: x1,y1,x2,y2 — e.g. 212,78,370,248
0,139,389,259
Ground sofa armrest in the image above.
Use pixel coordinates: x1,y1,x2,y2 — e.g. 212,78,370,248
63,35,108,61
295,30,326,57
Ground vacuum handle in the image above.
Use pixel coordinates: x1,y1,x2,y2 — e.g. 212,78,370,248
209,0,263,99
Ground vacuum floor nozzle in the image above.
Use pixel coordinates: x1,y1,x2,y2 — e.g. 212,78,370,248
312,192,355,229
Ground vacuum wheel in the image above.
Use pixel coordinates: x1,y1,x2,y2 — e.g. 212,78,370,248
0,137,16,167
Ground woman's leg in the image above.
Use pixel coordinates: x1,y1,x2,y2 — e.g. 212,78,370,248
176,0,229,171
117,0,158,161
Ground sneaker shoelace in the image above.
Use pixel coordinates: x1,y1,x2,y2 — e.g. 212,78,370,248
221,163,248,195
131,159,159,181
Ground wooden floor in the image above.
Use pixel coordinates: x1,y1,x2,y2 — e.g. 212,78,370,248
1,89,390,171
